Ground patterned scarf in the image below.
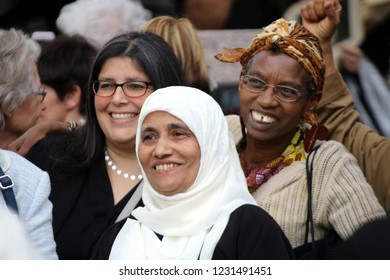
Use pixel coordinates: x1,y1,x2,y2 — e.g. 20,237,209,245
241,128,306,193
215,18,325,90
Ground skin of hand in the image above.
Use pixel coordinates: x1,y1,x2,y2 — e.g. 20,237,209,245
339,43,363,73
7,121,69,156
300,0,342,76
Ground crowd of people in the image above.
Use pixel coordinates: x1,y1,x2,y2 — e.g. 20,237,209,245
1,0,389,260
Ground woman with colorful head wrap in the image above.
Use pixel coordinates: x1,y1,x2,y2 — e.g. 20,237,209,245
216,15,386,259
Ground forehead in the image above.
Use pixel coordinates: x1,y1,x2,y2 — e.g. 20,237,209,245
99,57,147,80
142,111,184,127
248,50,308,80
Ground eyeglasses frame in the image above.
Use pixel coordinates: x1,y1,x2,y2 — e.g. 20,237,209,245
241,75,307,102
92,80,152,98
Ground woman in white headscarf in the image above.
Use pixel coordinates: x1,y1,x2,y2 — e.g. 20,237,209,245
92,86,294,260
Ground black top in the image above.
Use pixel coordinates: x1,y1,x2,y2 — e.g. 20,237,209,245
26,133,137,260
91,204,295,260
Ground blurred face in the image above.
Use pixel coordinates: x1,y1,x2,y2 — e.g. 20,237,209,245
138,111,201,196
95,57,153,149
38,85,67,122
5,61,46,136
238,50,318,145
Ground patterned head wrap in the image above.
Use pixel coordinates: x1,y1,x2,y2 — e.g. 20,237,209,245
215,18,325,90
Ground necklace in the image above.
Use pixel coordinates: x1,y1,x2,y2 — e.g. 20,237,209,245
240,128,305,193
104,150,143,181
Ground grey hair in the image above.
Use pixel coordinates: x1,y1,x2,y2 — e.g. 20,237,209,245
0,28,41,129
56,0,152,49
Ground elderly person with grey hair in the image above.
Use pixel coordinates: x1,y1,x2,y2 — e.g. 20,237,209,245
56,0,152,49
0,28,47,149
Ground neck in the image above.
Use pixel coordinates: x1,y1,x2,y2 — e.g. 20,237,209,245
242,133,295,168
65,111,84,124
105,147,142,181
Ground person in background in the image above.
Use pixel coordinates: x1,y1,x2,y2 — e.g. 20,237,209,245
302,0,390,212
37,34,97,125
1,148,57,259
92,86,294,260
0,28,46,149
6,33,97,156
338,42,390,137
216,13,386,258
56,0,152,49
25,31,184,259
177,0,297,30
142,16,213,95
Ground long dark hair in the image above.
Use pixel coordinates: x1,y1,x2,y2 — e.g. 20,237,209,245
58,31,184,174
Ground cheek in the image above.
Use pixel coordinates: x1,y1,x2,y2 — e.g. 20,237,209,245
138,145,150,166
94,97,107,113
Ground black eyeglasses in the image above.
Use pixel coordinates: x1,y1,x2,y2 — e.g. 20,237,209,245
92,80,152,98
31,88,47,102
241,75,306,102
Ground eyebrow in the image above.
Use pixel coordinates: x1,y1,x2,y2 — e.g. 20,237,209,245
141,122,190,134
248,71,303,89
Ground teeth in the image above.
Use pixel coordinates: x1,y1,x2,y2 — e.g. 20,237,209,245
111,113,136,119
252,111,276,124
155,163,179,171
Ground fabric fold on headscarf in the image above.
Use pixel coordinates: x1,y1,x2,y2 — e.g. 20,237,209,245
109,86,257,260
215,18,325,90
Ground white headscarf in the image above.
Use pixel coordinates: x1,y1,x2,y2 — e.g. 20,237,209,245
109,86,256,259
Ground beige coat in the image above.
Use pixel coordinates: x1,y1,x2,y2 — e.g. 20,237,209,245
317,71,390,211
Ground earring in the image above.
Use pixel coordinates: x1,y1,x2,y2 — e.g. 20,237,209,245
303,111,328,152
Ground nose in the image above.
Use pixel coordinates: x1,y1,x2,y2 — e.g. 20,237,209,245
152,137,173,158
111,86,129,104
256,86,278,107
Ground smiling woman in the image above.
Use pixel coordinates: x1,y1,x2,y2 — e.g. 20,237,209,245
25,31,184,260
138,111,201,196
91,86,295,260
216,16,386,259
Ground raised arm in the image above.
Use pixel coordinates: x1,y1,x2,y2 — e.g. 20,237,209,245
301,0,390,211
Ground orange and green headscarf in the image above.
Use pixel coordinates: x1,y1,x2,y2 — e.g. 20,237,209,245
215,18,325,91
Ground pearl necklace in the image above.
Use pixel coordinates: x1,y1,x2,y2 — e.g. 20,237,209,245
104,150,143,181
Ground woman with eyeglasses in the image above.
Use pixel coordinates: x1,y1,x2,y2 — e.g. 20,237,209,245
215,13,386,259
0,28,47,149
0,28,57,260
26,31,184,259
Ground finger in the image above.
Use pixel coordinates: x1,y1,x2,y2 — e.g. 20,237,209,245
312,0,326,19
301,2,321,22
324,0,341,25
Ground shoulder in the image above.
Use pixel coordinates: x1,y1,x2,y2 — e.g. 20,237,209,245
215,204,294,259
225,114,242,145
313,140,356,164
228,204,285,233
26,132,73,168
1,149,50,204
29,132,72,153
1,149,43,175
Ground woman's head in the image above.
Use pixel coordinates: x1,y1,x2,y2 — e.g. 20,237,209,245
0,28,44,134
216,18,324,96
136,86,242,196
215,18,325,145
131,86,255,245
72,31,183,166
142,16,211,94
